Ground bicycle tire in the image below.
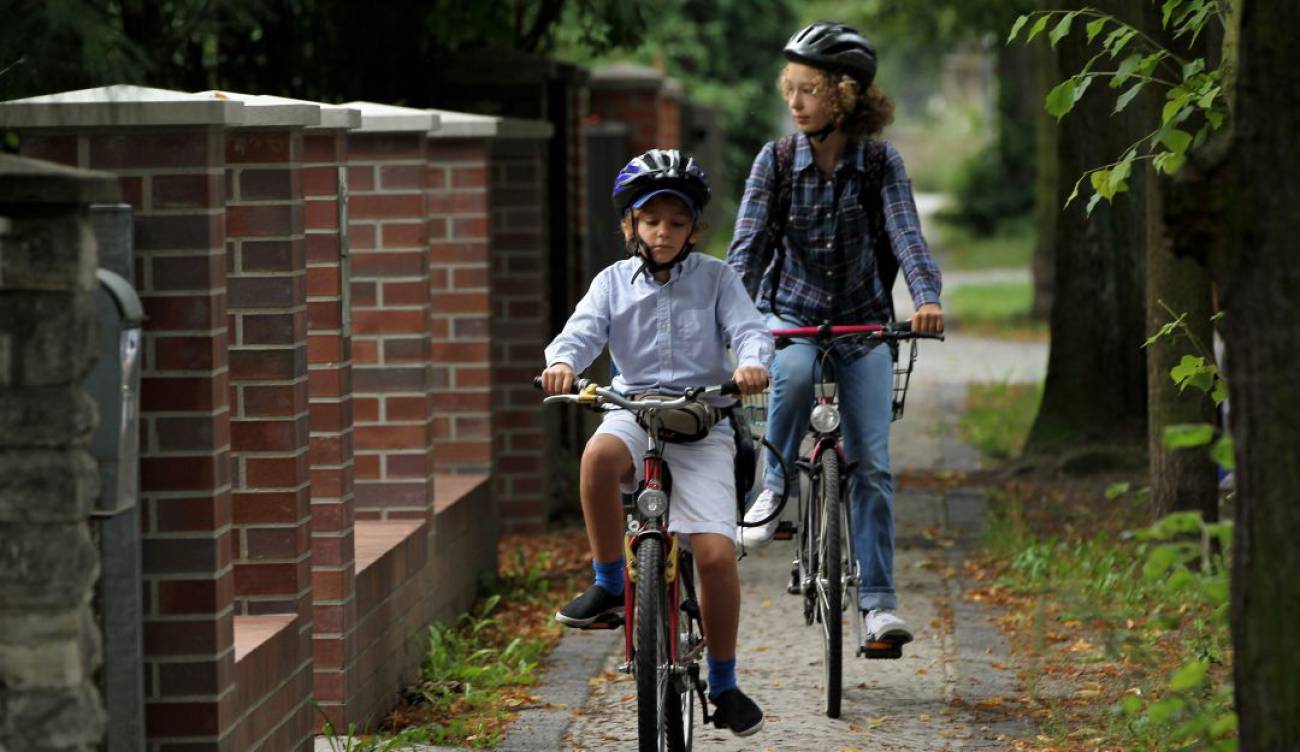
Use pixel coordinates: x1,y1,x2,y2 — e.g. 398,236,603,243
636,538,684,752
666,554,698,752
818,449,843,719
799,467,817,626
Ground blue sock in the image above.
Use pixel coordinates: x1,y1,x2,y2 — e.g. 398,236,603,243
707,657,737,698
593,557,625,597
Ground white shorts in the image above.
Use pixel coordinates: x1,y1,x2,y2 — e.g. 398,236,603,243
594,409,738,542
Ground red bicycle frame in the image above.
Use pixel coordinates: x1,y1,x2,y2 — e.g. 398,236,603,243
622,453,681,667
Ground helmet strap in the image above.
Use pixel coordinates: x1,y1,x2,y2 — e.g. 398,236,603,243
629,213,696,281
808,120,837,142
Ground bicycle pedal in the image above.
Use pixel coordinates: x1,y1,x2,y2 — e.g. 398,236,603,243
772,521,796,540
582,613,624,630
861,640,903,659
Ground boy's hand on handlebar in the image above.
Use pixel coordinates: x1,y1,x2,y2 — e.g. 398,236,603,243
910,303,945,334
732,364,769,395
540,363,575,395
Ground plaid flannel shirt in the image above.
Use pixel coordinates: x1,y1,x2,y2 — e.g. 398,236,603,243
726,134,942,359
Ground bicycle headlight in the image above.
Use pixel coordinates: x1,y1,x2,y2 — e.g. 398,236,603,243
637,488,669,518
810,404,841,433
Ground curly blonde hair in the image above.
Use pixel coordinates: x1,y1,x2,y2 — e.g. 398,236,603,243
778,63,894,140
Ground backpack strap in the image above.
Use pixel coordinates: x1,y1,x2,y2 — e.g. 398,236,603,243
763,134,797,317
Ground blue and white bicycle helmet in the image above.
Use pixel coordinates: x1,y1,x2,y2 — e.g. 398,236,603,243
611,148,711,218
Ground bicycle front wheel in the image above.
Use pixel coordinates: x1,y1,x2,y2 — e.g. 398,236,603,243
635,537,684,752
817,449,843,719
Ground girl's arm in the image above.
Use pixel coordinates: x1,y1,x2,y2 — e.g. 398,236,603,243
880,143,943,309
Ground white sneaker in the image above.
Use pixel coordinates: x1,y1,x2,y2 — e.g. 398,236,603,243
863,609,913,645
738,489,780,547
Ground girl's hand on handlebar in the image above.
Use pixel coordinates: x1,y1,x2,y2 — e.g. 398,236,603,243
910,303,945,334
540,362,575,395
732,364,769,395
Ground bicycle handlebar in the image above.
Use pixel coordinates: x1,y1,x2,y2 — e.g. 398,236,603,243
531,376,739,410
770,320,945,344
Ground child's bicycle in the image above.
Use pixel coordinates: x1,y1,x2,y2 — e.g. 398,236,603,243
535,377,787,752
766,321,943,718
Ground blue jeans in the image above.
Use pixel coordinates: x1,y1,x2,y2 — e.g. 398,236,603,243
761,314,897,611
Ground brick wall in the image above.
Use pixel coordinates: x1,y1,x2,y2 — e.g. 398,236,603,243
345,132,436,522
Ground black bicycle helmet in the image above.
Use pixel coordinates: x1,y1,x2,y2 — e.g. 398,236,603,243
783,20,878,88
611,148,711,218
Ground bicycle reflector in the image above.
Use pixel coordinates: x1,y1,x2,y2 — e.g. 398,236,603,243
810,403,841,433
637,487,669,518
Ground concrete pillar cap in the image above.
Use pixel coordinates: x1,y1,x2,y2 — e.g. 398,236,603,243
0,84,244,128
427,109,553,140
193,90,324,128
341,101,440,134
0,153,120,204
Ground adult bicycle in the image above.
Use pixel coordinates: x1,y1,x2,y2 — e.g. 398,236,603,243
768,321,942,718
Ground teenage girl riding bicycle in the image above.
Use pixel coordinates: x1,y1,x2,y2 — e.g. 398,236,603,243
728,20,945,655
540,149,772,737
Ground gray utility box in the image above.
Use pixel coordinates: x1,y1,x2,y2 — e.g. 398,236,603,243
87,203,146,752
88,268,142,514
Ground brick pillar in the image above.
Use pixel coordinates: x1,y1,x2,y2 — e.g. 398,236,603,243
489,138,551,530
429,111,552,530
0,155,118,752
216,94,318,750
299,106,362,730
342,104,440,521
589,63,683,154
1,86,245,749
424,137,491,475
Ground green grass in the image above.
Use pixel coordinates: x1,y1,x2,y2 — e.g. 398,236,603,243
945,279,1047,341
958,380,1043,461
947,280,1032,323
980,491,1235,751
933,215,1035,271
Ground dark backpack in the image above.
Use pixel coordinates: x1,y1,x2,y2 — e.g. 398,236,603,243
764,134,898,322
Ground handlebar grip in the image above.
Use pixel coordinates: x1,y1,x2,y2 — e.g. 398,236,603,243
532,375,584,394
720,380,740,396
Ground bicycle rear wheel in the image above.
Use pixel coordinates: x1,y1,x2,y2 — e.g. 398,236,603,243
666,553,700,751
817,449,843,719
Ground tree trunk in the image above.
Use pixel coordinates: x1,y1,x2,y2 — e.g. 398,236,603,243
1031,35,1058,320
1024,0,1148,452
1145,176,1218,518
1225,1,1300,747
1142,1,1219,519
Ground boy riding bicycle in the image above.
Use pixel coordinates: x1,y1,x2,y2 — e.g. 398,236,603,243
540,149,773,736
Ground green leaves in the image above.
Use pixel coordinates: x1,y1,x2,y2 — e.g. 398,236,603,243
1050,11,1080,47
1169,660,1209,691
1162,423,1216,449
1046,76,1091,119
1170,354,1217,393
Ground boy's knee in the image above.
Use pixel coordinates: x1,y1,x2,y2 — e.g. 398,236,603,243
582,435,633,478
692,537,737,575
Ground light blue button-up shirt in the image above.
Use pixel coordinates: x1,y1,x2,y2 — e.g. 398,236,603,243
545,254,774,400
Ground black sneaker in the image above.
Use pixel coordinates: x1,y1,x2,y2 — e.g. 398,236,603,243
710,687,764,737
555,584,623,628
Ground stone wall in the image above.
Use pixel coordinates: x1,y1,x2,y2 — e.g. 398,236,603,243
0,155,117,751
